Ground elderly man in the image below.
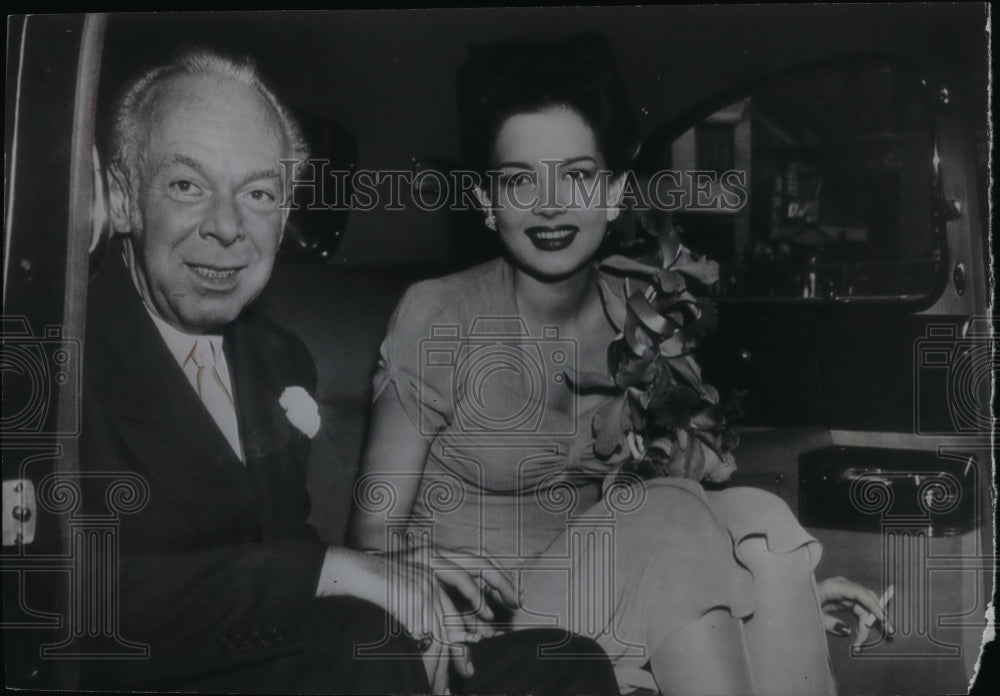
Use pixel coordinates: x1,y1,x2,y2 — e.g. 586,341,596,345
79,49,617,694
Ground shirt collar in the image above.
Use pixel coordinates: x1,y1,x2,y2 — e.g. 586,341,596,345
144,306,224,370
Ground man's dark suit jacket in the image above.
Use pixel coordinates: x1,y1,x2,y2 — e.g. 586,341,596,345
80,247,328,686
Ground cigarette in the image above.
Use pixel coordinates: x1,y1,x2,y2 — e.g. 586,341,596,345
853,621,871,647
856,586,895,641
879,585,896,635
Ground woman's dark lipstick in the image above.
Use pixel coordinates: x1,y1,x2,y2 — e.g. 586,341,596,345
524,225,579,251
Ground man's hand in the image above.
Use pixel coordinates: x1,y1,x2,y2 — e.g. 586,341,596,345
395,546,520,638
316,546,473,693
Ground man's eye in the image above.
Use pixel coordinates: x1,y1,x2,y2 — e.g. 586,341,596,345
243,188,278,210
168,179,204,198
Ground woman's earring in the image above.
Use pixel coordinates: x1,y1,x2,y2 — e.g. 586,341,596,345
485,214,497,231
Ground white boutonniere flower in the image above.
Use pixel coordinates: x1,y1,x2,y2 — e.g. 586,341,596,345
279,386,321,438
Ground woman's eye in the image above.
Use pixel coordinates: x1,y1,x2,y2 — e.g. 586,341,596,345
500,171,537,189
564,169,595,181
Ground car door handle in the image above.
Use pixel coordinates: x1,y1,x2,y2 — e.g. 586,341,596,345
2,479,36,546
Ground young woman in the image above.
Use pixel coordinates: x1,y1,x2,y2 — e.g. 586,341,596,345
349,34,888,695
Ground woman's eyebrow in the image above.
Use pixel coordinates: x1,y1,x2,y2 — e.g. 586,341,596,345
496,161,533,170
496,156,598,169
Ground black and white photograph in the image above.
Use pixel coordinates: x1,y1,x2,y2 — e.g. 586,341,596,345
2,6,994,695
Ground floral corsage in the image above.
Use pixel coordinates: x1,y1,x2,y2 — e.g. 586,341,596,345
570,227,743,485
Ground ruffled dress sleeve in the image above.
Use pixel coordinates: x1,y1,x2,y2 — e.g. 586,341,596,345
373,280,455,437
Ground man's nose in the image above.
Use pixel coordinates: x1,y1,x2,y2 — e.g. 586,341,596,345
200,193,243,244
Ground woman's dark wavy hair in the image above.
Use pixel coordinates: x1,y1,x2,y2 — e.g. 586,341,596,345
457,33,639,178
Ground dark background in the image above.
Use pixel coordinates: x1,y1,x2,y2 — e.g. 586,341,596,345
94,6,988,268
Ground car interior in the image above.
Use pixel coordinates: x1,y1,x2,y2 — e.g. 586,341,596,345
2,7,992,695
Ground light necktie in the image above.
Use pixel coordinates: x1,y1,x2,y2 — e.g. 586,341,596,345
186,337,245,463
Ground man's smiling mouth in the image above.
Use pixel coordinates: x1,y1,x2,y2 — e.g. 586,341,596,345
186,263,246,284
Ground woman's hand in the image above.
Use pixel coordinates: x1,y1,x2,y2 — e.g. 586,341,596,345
316,547,474,693
399,546,521,638
817,576,895,644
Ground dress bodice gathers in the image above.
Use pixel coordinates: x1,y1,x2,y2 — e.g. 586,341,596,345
373,258,613,560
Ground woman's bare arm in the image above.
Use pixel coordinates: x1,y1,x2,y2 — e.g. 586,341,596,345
348,390,520,627
347,392,431,551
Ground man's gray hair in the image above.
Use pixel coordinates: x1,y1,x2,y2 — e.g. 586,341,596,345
108,48,309,208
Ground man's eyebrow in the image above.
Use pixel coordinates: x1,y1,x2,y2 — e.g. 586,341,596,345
238,169,282,187
166,154,207,173
163,156,281,187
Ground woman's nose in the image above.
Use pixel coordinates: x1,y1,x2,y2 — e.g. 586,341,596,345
532,169,568,217
200,193,243,244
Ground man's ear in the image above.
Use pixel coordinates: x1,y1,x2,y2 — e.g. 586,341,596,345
606,173,626,223
106,165,134,234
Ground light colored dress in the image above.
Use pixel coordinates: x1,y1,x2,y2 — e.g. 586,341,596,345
369,258,836,694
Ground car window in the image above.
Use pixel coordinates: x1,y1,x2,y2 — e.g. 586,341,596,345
637,60,941,303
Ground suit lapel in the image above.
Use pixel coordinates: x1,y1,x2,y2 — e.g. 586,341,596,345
225,314,301,540
87,252,257,543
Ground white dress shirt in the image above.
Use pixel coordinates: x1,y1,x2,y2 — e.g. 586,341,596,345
146,308,245,463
